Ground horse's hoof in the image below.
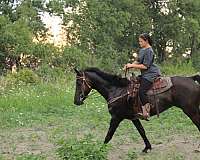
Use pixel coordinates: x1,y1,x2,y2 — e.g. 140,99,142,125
142,146,152,153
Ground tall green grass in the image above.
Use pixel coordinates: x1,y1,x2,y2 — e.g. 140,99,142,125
160,60,197,76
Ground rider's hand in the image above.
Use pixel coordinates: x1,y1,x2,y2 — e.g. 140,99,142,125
123,64,127,71
123,63,132,70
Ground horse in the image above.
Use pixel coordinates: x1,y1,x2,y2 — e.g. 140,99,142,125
73,67,200,153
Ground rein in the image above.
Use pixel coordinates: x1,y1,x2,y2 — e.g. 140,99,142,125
107,91,130,105
108,68,131,105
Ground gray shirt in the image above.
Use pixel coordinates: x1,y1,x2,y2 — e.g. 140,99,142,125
138,47,161,82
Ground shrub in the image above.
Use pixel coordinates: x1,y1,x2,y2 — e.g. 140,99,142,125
5,68,40,85
57,135,109,160
94,51,129,73
35,63,67,81
191,51,200,72
160,60,196,76
53,47,93,71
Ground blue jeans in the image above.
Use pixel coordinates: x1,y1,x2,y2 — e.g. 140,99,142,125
139,78,153,105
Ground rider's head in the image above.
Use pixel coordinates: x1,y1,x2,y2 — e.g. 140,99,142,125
139,33,152,48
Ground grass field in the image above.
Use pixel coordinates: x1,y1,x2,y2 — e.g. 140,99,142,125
0,78,199,160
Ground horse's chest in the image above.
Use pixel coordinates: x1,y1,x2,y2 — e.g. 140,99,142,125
108,105,134,118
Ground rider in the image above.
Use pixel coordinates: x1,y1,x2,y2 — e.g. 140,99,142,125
124,33,161,120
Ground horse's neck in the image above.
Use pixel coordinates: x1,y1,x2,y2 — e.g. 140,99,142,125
89,75,127,101
90,78,110,100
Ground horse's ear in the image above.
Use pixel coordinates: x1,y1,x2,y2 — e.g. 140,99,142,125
74,68,81,75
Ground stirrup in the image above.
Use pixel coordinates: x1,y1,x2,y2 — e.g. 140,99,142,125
136,112,149,121
144,103,151,113
136,103,151,121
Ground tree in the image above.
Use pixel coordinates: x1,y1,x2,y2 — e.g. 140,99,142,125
177,0,200,70
143,0,200,63
0,0,49,71
48,0,152,70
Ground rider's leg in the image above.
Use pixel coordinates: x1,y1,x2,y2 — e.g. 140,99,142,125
138,78,153,120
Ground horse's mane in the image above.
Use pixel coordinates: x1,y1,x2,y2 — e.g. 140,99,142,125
84,67,130,87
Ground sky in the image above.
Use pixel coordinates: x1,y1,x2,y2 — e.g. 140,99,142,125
40,12,65,46
41,12,62,39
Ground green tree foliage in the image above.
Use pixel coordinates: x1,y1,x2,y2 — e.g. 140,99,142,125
143,0,184,62
64,0,150,53
50,0,200,67
178,0,200,60
0,16,33,69
1,0,200,73
137,0,200,64
48,0,151,70
0,0,49,71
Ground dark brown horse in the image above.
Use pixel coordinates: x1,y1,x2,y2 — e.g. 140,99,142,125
73,67,200,152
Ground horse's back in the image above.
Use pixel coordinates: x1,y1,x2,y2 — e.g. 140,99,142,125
171,76,199,91
171,76,200,107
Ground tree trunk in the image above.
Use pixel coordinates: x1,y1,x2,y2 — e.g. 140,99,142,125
155,42,166,63
190,32,196,58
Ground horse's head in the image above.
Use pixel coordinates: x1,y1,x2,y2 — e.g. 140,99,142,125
74,68,92,105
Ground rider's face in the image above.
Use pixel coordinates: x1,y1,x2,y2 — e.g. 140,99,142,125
139,37,148,48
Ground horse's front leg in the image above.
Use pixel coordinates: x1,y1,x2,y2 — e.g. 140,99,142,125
132,119,152,153
104,116,123,144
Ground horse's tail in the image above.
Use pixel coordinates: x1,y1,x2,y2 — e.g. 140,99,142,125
189,74,200,84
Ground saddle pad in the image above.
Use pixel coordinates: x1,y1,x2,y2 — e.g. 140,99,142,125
147,77,173,95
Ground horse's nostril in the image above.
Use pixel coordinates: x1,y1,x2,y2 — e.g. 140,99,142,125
79,95,84,102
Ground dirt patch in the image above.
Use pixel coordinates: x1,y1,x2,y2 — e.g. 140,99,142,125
0,127,199,160
0,127,57,160
108,134,200,160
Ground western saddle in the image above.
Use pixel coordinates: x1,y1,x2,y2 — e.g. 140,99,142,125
128,76,173,117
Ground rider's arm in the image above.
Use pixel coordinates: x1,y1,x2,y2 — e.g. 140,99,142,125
129,49,153,70
128,63,147,70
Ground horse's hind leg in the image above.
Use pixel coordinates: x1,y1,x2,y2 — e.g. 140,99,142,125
183,106,200,132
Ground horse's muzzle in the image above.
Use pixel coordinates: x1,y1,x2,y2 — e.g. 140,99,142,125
74,100,84,105
74,96,85,105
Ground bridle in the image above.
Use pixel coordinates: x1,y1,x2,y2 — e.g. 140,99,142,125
76,72,92,89
76,72,101,102
76,72,92,100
